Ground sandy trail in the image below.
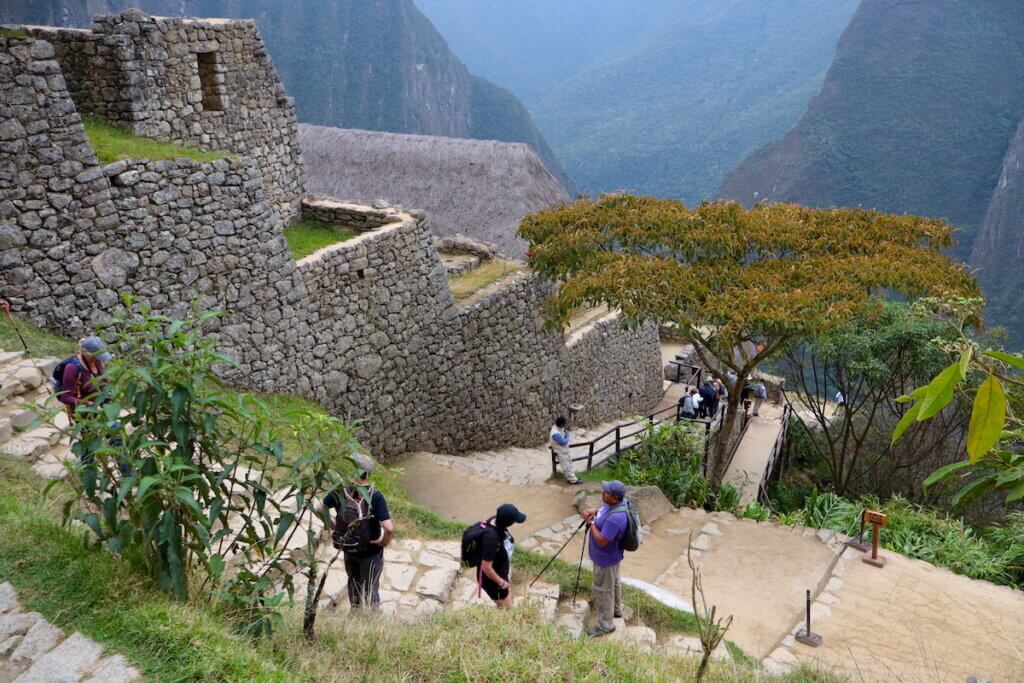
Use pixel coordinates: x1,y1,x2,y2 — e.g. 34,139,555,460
794,550,1024,682
395,452,575,537
655,512,837,659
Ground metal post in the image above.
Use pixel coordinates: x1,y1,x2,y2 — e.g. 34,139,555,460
615,426,621,455
795,588,822,646
587,442,594,470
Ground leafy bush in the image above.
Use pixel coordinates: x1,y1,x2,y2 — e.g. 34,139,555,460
797,492,1024,588
741,502,769,521
46,302,360,637
600,420,710,508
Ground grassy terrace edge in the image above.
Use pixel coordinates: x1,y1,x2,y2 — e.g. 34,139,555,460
283,219,358,260
449,258,525,300
81,115,234,165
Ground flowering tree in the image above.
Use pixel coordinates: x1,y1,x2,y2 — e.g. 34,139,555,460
520,196,974,485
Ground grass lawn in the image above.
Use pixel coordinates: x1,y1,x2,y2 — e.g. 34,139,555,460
449,258,524,299
0,313,76,358
0,457,290,682
283,219,358,260
82,115,232,165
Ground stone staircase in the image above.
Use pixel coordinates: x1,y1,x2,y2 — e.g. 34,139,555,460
0,350,69,480
304,537,593,636
0,582,141,682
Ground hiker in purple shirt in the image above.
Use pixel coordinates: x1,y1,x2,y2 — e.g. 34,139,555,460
582,480,628,637
57,336,112,423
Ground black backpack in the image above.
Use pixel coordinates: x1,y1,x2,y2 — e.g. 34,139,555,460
331,485,376,553
611,501,643,552
460,519,496,568
50,356,82,392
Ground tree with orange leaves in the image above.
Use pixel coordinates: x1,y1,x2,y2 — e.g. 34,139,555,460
519,195,976,486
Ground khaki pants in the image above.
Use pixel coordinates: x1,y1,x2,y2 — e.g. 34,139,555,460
555,449,579,483
592,563,623,631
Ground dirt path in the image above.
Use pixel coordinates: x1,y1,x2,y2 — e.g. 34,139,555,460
653,512,838,658
722,418,783,507
395,453,576,537
783,549,1024,681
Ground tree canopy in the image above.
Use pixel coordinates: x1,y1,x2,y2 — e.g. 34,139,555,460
520,195,976,482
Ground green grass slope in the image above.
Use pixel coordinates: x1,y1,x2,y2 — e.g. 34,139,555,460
531,0,858,205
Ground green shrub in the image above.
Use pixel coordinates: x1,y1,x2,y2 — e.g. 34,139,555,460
597,421,710,508
741,502,769,521
44,300,362,638
713,483,740,514
797,492,1024,588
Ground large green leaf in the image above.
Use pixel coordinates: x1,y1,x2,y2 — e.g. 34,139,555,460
922,460,971,491
951,478,994,508
966,374,1006,463
274,513,296,545
916,363,961,421
983,350,1024,372
958,347,972,379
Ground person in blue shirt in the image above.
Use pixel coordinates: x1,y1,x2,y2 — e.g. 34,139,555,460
582,480,629,636
549,416,581,484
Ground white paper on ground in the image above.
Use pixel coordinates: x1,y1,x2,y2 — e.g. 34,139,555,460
621,576,694,613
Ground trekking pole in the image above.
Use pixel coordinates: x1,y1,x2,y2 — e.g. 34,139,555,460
530,519,586,588
572,527,588,605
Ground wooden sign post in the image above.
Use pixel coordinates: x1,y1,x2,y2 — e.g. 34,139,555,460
862,510,888,568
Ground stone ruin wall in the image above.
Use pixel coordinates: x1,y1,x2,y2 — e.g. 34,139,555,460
0,29,663,460
22,10,304,224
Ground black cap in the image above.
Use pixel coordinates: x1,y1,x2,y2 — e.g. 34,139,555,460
496,503,527,526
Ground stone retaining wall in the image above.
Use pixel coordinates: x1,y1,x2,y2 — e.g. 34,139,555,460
0,31,661,460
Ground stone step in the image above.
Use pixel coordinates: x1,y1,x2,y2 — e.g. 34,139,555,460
0,351,25,367
0,435,52,461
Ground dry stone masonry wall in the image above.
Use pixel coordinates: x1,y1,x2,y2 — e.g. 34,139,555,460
0,19,662,460
23,9,304,223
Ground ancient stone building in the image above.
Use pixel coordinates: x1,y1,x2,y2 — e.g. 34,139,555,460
0,11,662,459
21,9,303,222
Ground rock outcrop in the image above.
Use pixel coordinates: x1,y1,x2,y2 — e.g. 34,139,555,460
971,118,1024,344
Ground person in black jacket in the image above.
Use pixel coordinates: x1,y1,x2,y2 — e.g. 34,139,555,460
699,380,718,419
477,503,527,608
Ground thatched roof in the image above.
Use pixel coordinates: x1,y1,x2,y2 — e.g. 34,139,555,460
298,124,571,257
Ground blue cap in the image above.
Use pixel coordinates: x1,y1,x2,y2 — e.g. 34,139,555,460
602,480,627,498
80,336,112,363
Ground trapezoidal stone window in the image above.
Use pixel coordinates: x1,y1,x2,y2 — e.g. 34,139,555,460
196,51,228,112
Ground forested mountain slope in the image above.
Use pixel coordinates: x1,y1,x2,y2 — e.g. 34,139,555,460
415,0,683,106
1,0,572,191
718,0,1024,260
530,0,858,204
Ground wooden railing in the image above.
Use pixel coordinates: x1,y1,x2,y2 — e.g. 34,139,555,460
757,402,792,504
550,403,728,474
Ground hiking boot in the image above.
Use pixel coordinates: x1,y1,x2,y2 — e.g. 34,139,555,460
568,479,584,486
586,625,615,638
613,610,622,618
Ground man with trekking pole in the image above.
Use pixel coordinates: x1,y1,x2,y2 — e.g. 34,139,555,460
582,480,629,637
